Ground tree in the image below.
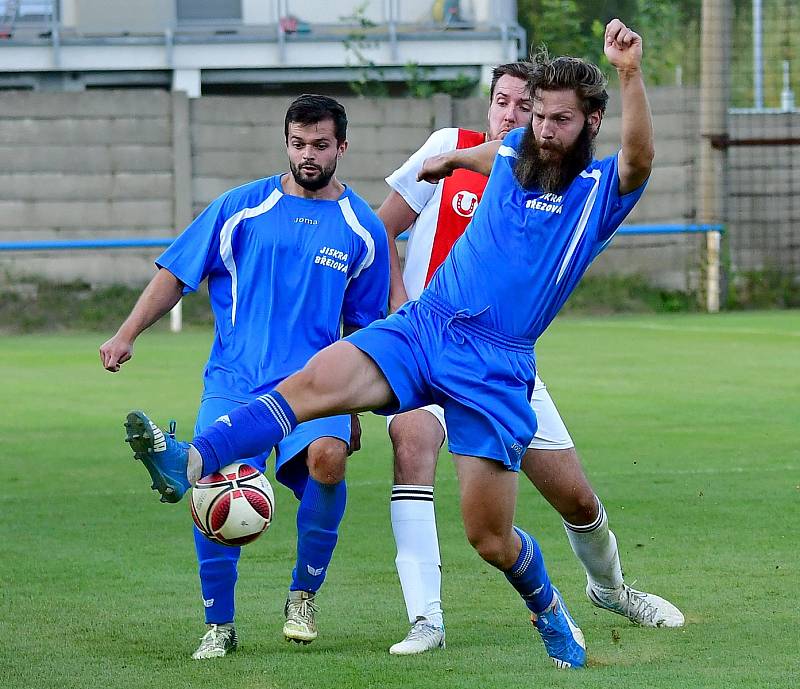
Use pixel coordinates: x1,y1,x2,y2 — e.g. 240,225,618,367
518,0,603,62
516,0,701,85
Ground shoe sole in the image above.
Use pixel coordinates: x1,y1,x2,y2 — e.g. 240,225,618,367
389,640,446,656
283,626,317,644
192,646,237,660
124,411,181,504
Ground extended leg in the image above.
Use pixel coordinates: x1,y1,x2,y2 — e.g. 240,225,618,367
191,341,394,477
123,341,393,503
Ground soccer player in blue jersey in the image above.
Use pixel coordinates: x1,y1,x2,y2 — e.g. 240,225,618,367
381,60,682,656
126,19,652,669
100,95,389,658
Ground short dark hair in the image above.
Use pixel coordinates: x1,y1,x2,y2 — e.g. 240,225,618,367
528,48,609,116
489,62,532,100
284,94,348,145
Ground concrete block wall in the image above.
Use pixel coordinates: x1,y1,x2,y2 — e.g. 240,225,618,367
1,86,795,290
190,96,442,213
590,86,701,290
0,91,177,285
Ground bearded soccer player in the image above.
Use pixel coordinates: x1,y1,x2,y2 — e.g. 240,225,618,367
101,95,389,658
378,61,682,655
123,20,661,670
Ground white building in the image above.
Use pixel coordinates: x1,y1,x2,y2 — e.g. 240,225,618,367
0,1,524,95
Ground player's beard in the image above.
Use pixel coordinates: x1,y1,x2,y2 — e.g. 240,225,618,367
514,121,595,193
289,158,337,191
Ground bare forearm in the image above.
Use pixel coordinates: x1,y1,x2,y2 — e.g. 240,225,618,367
116,269,183,341
418,140,500,182
450,140,500,176
377,190,416,311
388,240,409,311
100,268,183,371
618,67,654,192
603,18,652,193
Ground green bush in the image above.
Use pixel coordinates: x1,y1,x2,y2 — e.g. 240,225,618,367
725,269,800,309
0,279,213,334
7,269,798,334
562,273,700,314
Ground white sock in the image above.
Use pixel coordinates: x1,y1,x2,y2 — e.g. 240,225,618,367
187,445,203,486
391,485,443,627
563,498,624,590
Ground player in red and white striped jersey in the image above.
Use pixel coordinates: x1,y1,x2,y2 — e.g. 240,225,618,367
378,62,683,656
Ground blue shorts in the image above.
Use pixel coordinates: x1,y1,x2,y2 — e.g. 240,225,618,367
345,293,537,470
197,396,351,498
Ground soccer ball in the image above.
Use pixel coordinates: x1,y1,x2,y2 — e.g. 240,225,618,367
190,462,275,547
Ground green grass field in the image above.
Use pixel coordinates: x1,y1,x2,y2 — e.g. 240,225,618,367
2,311,798,689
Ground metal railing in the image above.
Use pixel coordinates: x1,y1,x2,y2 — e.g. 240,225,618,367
0,225,726,253
0,225,725,325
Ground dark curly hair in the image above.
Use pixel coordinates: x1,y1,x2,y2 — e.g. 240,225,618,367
284,94,348,145
528,48,608,116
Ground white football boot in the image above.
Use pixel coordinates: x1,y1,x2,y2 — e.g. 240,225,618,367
191,623,238,659
587,582,685,627
283,590,318,643
389,618,446,655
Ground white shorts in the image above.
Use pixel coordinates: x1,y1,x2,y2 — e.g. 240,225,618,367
385,374,574,451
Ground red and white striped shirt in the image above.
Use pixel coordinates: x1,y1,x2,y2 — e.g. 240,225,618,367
386,128,487,299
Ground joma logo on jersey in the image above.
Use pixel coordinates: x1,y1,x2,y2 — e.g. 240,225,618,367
294,216,319,225
452,190,479,218
314,246,348,274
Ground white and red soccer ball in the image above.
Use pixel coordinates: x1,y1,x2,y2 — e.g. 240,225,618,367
190,462,275,546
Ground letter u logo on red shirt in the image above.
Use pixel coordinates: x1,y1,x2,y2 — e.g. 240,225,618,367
452,190,479,217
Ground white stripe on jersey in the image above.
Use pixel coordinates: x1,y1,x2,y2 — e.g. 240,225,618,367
219,188,283,325
337,196,375,280
591,152,626,254
498,144,518,158
555,169,601,285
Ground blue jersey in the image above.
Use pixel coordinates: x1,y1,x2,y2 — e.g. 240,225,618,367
427,127,646,342
156,175,389,401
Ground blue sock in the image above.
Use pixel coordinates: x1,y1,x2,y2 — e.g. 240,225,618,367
290,478,347,592
192,391,297,475
504,526,554,614
194,525,240,624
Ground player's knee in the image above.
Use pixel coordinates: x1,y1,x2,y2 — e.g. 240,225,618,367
391,435,438,484
465,529,512,569
307,440,348,485
560,489,599,526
